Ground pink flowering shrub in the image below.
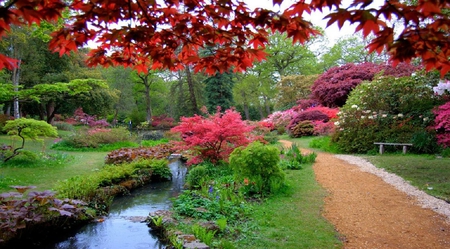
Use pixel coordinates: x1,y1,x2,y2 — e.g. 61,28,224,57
72,107,110,128
264,109,295,134
171,108,258,165
432,101,450,148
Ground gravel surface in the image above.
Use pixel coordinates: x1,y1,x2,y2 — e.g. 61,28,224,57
334,154,450,222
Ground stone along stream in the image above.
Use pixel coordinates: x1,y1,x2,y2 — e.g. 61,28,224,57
42,159,187,249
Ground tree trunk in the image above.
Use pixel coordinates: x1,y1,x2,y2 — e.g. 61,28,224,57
12,60,21,119
241,92,250,120
46,101,56,124
185,67,199,115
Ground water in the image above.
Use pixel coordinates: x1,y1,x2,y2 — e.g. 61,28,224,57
42,160,186,249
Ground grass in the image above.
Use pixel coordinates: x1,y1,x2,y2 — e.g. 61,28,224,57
236,163,342,249
363,154,450,202
0,135,107,192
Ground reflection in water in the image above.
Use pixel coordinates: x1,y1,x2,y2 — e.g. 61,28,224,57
42,160,186,249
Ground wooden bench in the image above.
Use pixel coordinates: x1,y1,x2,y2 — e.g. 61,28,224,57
373,142,413,154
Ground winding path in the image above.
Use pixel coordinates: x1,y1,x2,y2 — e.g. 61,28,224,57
280,140,450,249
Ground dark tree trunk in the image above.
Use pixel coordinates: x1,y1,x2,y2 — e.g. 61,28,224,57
185,67,198,115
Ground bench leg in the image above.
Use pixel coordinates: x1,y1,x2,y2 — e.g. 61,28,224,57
379,144,384,154
403,146,407,154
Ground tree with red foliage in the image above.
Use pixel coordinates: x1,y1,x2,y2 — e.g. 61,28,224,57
170,108,258,165
311,62,420,107
0,0,448,76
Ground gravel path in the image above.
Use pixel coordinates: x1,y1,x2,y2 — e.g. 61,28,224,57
335,154,450,221
279,140,450,249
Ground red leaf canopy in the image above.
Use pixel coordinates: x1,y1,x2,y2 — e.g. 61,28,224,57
0,0,448,76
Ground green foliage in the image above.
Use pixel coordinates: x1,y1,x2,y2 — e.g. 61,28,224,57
141,138,169,147
289,120,315,138
53,127,131,149
192,224,217,246
53,121,75,132
52,140,138,152
1,151,73,168
2,118,58,162
3,118,58,139
333,74,443,154
279,143,317,170
309,136,342,153
186,165,208,189
204,72,235,113
55,159,169,208
229,142,285,197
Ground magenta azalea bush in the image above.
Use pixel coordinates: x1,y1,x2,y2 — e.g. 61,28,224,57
432,101,450,148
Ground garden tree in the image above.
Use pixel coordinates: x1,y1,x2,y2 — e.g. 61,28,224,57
17,78,114,124
320,35,389,71
204,71,235,113
275,74,318,110
132,70,171,125
311,62,420,107
263,31,321,77
170,108,257,165
132,70,162,124
2,118,57,162
0,0,447,77
233,73,261,120
0,25,31,118
169,69,206,119
101,66,136,125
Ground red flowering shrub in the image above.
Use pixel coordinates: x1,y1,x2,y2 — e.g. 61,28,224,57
152,115,175,129
432,101,450,148
171,108,258,165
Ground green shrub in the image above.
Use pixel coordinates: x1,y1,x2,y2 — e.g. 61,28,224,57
229,142,285,197
279,143,317,170
186,165,208,189
53,122,75,131
309,136,342,153
141,138,169,147
289,121,315,138
54,127,132,149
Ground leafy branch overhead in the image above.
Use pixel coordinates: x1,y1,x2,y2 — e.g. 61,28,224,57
0,0,448,75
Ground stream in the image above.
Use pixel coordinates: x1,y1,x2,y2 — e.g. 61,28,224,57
42,159,186,249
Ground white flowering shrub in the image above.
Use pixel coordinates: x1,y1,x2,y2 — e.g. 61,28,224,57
332,73,445,153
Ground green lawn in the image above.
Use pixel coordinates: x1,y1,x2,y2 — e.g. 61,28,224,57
0,135,107,192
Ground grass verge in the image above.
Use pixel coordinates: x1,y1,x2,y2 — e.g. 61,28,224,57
235,164,342,249
363,154,450,202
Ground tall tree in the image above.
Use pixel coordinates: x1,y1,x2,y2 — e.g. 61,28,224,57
275,74,318,110
0,0,448,76
204,71,235,113
101,66,136,125
320,35,389,71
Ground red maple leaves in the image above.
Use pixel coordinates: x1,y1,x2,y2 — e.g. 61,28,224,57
0,0,448,76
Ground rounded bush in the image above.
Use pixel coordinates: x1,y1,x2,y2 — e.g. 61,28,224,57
229,142,285,197
186,165,208,189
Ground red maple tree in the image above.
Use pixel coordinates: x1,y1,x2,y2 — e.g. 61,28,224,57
170,108,257,165
0,0,448,76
